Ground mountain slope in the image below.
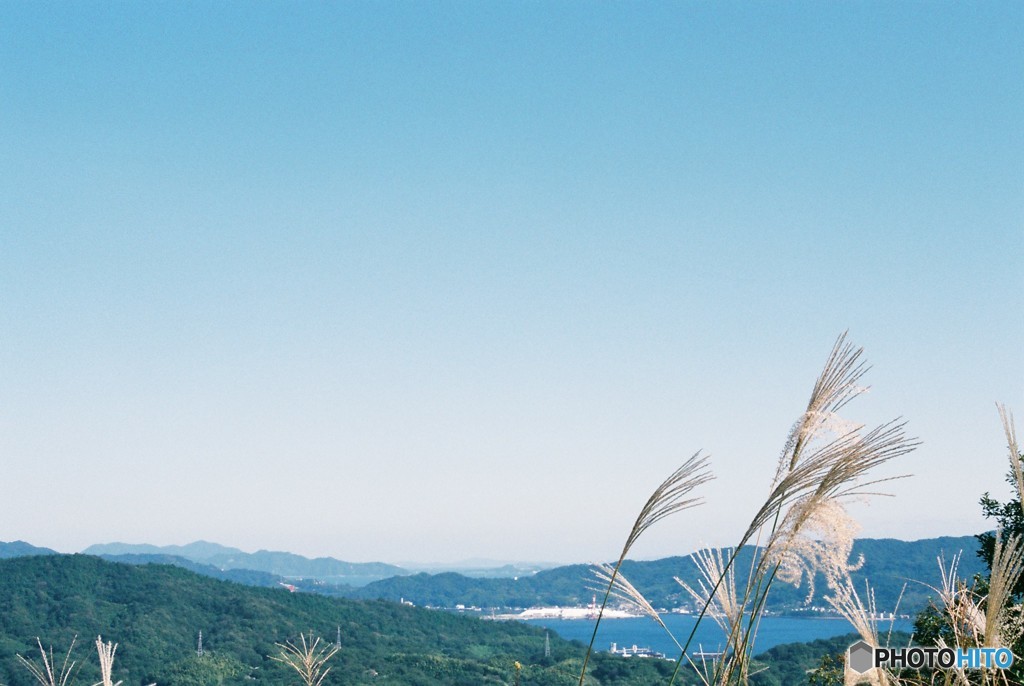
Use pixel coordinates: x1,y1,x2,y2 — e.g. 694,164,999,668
0,540,57,558
0,555,666,686
95,553,288,588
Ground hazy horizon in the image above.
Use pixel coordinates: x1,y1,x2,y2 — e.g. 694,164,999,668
2,3,1021,565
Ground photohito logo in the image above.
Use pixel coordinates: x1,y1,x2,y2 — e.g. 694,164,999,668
847,640,1014,675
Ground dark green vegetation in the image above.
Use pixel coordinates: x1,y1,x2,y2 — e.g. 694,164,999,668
0,555,672,686
97,553,289,589
345,537,983,614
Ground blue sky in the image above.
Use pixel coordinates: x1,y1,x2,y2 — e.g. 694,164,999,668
1,2,1021,563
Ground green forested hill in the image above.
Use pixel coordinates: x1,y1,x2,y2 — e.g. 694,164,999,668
96,553,287,588
0,555,668,686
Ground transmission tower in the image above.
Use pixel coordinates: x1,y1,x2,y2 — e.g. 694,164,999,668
197,630,204,657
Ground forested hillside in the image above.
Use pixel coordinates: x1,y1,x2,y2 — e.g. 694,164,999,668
0,555,668,686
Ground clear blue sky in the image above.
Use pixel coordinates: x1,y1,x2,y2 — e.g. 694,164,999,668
1,2,1021,564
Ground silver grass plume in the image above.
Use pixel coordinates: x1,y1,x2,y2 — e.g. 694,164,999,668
17,637,78,686
984,530,1024,652
825,577,892,686
997,404,1022,518
775,332,869,482
271,633,339,686
675,547,739,636
666,334,915,686
93,636,122,686
746,419,915,550
747,340,914,685
940,407,1024,669
621,453,714,558
577,453,713,685
935,553,986,645
929,543,1023,680
733,420,912,682
589,564,680,650
743,335,916,555
767,495,865,602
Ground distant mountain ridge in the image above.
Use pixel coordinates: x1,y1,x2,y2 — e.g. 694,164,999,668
83,540,245,559
82,540,408,586
0,540,57,558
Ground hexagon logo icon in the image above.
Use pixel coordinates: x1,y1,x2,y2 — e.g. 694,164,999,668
848,640,874,674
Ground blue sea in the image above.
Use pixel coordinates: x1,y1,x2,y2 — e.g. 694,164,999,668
522,614,914,658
